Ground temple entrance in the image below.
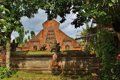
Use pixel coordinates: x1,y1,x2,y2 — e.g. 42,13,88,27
65,45,70,50
33,46,37,51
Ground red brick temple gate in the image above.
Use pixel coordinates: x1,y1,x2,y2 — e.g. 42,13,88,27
17,19,81,51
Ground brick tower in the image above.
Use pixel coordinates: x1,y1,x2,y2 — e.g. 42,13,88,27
17,19,81,51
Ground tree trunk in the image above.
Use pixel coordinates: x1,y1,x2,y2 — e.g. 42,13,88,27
6,38,11,69
117,32,120,41
116,32,120,48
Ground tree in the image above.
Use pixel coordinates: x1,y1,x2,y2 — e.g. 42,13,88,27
0,5,13,68
15,27,24,44
28,36,31,40
0,0,41,68
92,29,117,80
11,40,18,51
80,22,97,54
76,0,120,41
33,0,120,41
30,31,35,38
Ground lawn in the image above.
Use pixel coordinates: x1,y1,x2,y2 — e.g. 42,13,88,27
2,71,62,80
2,71,93,80
11,50,89,56
11,51,53,56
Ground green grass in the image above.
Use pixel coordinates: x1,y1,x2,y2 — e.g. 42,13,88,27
12,51,53,56
11,50,92,57
11,51,66,56
2,71,94,80
2,71,62,80
11,50,84,56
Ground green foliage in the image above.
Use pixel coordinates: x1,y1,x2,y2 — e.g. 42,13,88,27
80,28,119,80
112,61,120,80
30,31,35,38
94,30,116,57
90,29,117,80
0,1,24,48
80,23,97,54
77,75,93,80
11,51,51,56
2,71,62,80
1,0,120,35
0,67,16,79
15,27,24,44
27,0,120,30
28,36,31,40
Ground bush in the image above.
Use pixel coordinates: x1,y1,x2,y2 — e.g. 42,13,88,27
90,29,117,80
0,67,16,79
112,61,120,80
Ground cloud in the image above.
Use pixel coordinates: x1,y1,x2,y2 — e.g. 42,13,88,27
20,9,47,32
11,31,19,41
61,24,85,38
59,11,85,38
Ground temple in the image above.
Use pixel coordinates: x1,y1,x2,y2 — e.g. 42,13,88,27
17,19,81,51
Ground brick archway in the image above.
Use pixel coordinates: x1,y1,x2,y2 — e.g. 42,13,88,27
65,45,70,50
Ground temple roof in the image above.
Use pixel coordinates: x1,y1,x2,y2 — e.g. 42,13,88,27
42,19,60,29
20,19,81,51
30,36,40,42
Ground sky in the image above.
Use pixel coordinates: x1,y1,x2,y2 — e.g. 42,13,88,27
11,9,86,40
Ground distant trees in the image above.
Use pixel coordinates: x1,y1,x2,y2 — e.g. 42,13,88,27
30,31,35,38
15,27,24,45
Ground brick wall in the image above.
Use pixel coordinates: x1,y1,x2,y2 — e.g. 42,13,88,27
10,54,100,75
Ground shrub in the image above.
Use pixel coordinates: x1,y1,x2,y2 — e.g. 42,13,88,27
112,61,120,80
0,67,16,79
90,29,117,80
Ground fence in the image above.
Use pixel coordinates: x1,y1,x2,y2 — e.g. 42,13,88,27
0,51,100,80
10,53,100,75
